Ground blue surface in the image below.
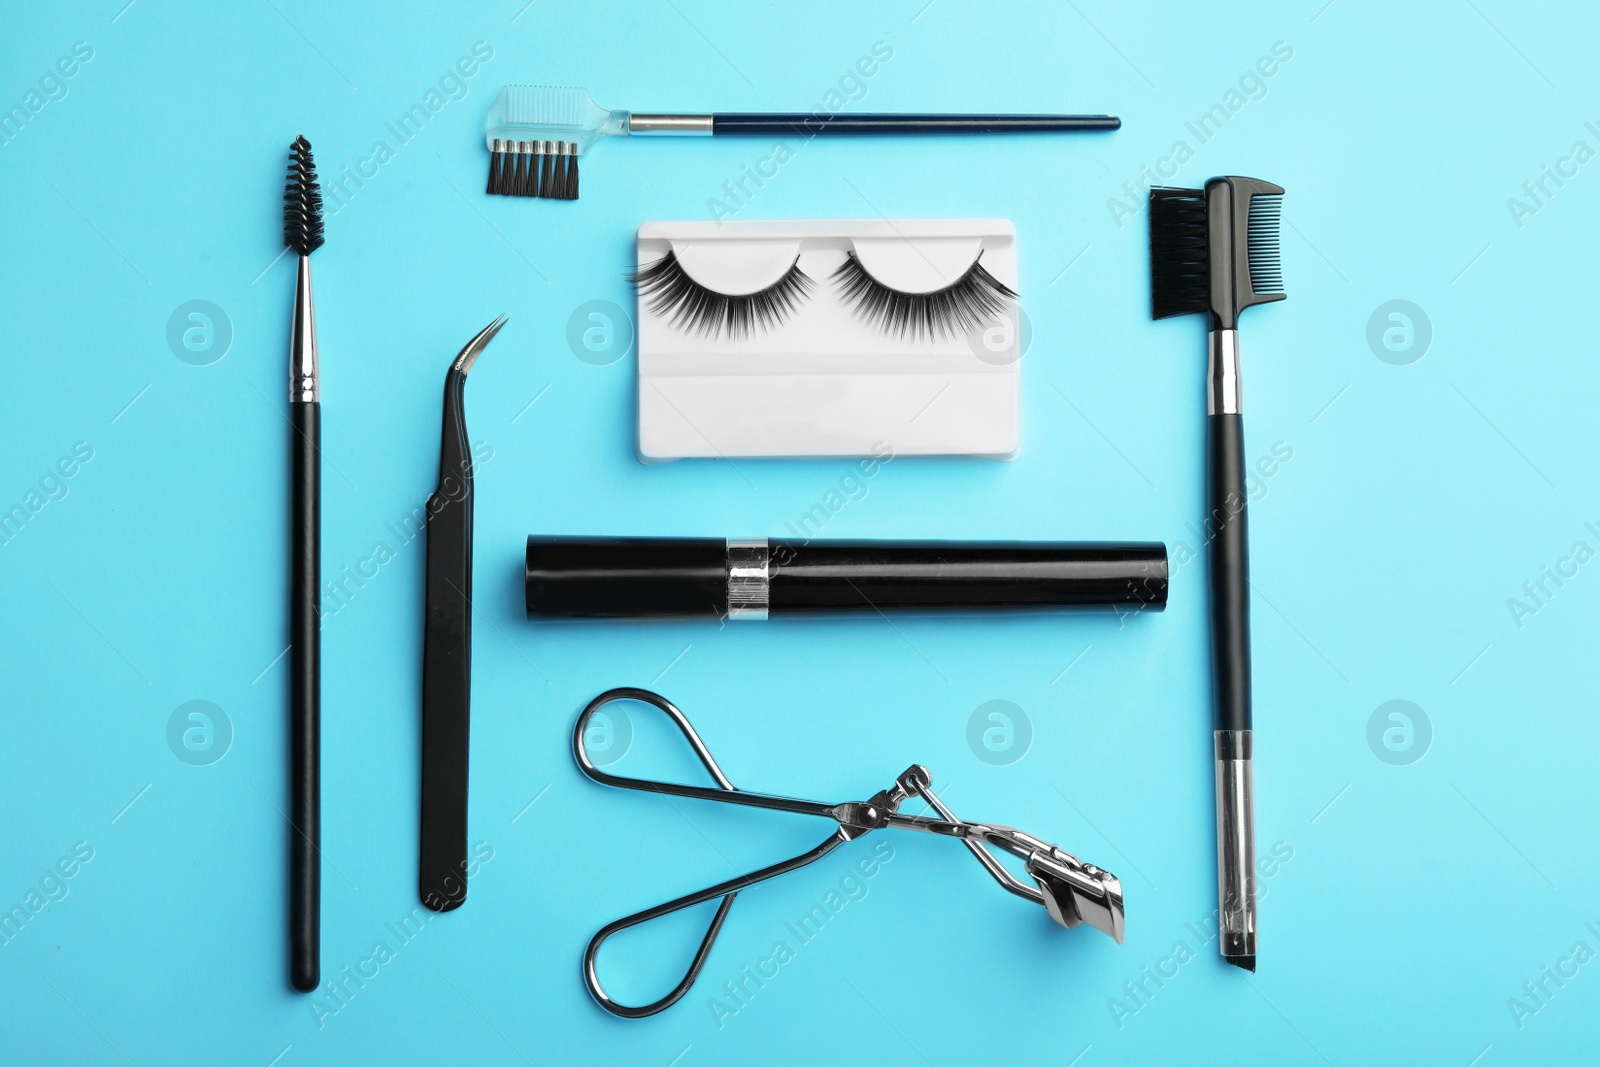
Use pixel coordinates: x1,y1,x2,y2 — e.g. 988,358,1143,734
3,1,1598,1063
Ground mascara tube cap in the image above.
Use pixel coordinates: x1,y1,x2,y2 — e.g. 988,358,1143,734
526,536,727,618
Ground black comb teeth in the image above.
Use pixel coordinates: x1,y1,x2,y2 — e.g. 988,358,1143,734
283,135,324,257
1148,186,1208,320
487,140,581,200
1246,195,1283,295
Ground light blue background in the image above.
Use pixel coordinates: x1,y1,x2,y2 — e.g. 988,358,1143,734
3,1,1597,1063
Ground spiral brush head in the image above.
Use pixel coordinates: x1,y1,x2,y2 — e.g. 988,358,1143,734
283,135,325,257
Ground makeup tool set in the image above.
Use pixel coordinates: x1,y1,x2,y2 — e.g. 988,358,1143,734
274,79,1287,1011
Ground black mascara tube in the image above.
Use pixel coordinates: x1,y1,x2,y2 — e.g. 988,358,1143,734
525,537,1166,619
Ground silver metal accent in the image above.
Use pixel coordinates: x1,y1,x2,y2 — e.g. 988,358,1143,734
290,256,319,404
1207,328,1242,415
1214,729,1256,962
452,315,507,378
628,113,714,134
725,538,769,621
908,769,1124,943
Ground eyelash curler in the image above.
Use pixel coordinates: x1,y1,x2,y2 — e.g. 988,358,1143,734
573,687,1126,1019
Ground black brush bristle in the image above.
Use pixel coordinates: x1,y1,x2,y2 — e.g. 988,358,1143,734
540,150,556,199
550,151,567,200
497,145,514,196
1148,186,1208,320
510,144,528,196
283,135,324,257
567,151,580,200
487,139,502,195
1246,194,1284,296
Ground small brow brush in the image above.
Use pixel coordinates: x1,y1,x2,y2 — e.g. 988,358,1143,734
484,85,1119,200
1149,176,1284,973
283,134,324,994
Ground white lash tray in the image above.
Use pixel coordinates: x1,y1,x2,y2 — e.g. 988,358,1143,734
635,219,1019,461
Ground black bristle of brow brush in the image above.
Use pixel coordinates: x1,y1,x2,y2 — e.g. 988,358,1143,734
1148,186,1209,320
512,144,529,196
567,149,580,200
526,143,541,197
554,149,570,200
499,145,515,196
486,139,501,195
283,135,324,256
541,149,556,199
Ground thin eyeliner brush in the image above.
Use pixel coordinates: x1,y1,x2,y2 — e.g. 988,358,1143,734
283,134,325,994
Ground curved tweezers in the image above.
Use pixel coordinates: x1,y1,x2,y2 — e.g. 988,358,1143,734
572,687,1126,1019
418,316,506,913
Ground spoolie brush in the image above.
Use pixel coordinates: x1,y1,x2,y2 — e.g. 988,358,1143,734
1148,176,1284,976
282,134,324,995
284,136,324,259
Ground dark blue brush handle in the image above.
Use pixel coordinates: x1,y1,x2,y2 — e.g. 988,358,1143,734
711,113,1119,135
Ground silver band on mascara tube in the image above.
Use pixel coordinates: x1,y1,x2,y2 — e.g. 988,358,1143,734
726,538,770,620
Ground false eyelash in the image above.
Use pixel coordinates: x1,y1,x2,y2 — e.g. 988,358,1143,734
629,251,814,338
832,251,1017,341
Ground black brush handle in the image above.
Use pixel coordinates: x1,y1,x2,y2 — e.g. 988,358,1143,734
711,113,1119,135
288,400,320,993
1209,413,1251,733
419,374,473,912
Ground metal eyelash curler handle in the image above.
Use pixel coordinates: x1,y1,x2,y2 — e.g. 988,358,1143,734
573,688,1125,1019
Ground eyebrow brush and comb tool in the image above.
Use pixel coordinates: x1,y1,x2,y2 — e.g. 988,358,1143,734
283,135,324,993
484,85,1120,199
1149,176,1285,973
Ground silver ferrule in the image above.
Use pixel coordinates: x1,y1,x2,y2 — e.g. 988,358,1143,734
628,113,714,134
1207,328,1241,416
1214,729,1256,961
726,538,770,620
290,256,319,404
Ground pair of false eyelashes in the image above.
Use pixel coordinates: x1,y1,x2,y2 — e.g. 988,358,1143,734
631,250,1016,341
